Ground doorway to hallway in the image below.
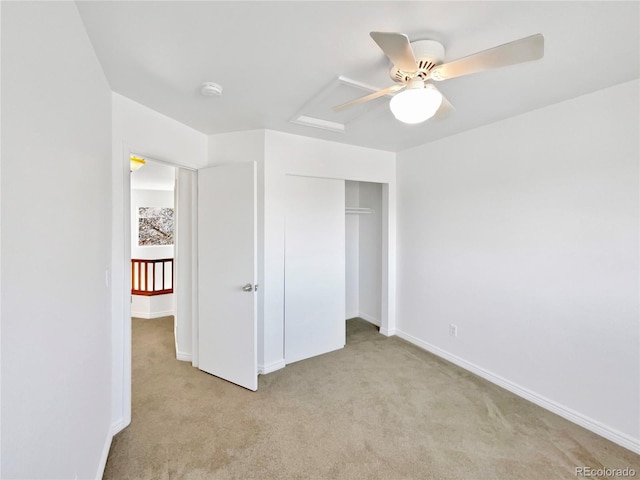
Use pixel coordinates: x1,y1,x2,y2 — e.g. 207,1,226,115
130,157,177,322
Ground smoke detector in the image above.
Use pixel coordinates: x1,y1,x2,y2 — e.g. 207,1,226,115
201,82,223,97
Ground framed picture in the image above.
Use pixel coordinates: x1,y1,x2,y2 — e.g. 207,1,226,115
138,207,174,246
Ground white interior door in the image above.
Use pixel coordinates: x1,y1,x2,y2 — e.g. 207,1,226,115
198,162,257,391
285,175,345,364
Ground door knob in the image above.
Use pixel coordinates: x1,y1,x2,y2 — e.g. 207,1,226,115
242,283,254,292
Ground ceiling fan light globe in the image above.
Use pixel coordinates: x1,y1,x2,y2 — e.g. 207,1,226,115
389,86,443,124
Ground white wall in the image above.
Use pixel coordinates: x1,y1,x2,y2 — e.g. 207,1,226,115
131,294,175,320
111,93,207,434
1,2,113,478
396,79,640,452
208,130,266,166
262,130,396,371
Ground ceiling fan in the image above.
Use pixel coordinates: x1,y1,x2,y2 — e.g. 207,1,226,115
335,32,544,124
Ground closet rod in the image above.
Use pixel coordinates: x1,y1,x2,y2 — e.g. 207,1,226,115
345,207,373,215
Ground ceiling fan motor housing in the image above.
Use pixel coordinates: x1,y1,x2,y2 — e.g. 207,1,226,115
390,39,445,82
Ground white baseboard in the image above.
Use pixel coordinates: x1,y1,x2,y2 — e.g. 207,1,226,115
131,309,175,319
346,312,380,326
380,327,396,337
110,418,127,436
395,329,640,455
95,429,113,480
258,359,286,374
176,351,192,362
358,312,380,326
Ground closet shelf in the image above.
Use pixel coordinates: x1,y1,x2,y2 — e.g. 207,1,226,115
345,207,373,215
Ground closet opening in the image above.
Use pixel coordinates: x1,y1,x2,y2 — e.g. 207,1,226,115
345,181,383,342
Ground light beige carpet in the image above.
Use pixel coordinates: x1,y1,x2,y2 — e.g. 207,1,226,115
104,317,640,479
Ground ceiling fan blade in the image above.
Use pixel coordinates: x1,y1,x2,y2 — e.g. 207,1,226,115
433,92,455,120
430,34,544,81
370,32,418,72
333,83,405,112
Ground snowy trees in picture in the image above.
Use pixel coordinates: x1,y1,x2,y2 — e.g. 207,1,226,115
138,207,174,246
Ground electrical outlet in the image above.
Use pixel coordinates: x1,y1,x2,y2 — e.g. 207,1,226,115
449,324,458,337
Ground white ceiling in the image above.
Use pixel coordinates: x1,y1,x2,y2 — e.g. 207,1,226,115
77,1,639,153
